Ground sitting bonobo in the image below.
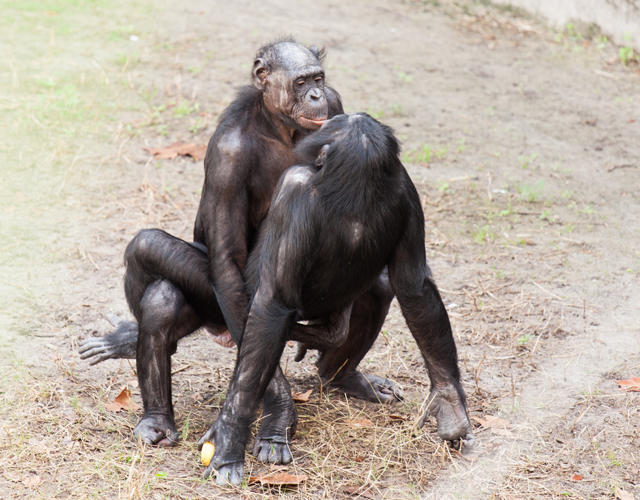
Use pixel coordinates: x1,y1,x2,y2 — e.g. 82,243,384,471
200,113,474,485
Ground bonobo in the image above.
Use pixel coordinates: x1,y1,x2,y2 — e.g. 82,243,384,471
201,113,474,485
79,40,398,463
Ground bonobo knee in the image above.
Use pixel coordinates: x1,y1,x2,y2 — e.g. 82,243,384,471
370,269,395,305
124,229,165,268
139,280,184,326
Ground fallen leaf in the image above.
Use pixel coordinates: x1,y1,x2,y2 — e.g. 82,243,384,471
144,142,207,162
389,414,407,421
615,487,634,500
344,485,376,499
347,417,373,428
571,474,583,481
249,471,308,486
105,387,139,412
292,389,312,403
616,377,640,392
22,474,41,488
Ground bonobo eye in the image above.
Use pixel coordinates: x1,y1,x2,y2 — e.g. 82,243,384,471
296,79,305,86
314,74,324,83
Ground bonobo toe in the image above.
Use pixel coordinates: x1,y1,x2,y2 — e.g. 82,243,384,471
253,438,292,464
133,415,179,446
418,385,472,443
204,462,244,486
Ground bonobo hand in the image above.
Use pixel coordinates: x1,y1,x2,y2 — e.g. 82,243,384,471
78,318,137,364
417,384,475,449
198,420,246,486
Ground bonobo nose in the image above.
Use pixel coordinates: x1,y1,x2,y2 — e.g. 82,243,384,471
309,88,322,101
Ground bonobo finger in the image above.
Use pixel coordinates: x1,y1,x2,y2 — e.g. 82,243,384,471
89,352,115,366
78,341,105,355
105,313,123,327
214,463,244,486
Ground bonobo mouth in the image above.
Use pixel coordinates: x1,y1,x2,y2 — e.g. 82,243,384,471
299,116,327,129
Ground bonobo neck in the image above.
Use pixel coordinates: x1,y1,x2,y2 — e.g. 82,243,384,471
256,94,296,146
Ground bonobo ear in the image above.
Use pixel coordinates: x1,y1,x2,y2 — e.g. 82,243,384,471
307,45,326,62
252,58,269,89
315,144,330,167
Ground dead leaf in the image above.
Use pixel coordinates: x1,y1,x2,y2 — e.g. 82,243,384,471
144,142,207,162
249,471,308,486
615,487,634,500
389,413,407,421
22,474,41,488
105,387,139,412
292,389,312,403
616,377,640,392
344,485,376,499
571,474,583,481
347,417,373,428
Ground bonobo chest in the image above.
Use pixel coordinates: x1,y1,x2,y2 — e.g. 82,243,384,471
248,140,297,227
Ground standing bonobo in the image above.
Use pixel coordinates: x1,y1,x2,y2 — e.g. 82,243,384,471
203,113,474,485
79,41,399,463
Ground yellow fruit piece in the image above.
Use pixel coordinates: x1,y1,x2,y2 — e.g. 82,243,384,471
200,441,215,466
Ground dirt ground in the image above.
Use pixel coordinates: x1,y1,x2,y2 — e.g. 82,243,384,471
1,0,639,498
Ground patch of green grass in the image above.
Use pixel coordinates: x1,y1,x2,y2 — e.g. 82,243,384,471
516,180,545,203
472,224,494,244
518,152,538,169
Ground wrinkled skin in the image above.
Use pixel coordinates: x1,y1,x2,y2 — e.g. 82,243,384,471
79,41,400,467
207,114,473,485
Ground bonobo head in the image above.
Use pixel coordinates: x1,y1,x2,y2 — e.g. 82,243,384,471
294,113,400,174
253,39,329,131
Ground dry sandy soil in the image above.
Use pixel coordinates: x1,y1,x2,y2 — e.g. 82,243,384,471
1,0,639,498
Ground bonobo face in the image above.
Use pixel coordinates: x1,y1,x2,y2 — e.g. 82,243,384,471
253,42,329,130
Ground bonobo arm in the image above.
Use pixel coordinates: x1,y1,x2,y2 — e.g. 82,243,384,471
388,177,473,444
200,134,251,343
203,166,316,485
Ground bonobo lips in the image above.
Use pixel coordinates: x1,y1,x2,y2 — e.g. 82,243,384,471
299,116,327,129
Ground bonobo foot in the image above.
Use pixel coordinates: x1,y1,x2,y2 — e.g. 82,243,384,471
417,384,474,447
252,393,296,464
205,461,244,486
199,421,246,486
253,439,292,464
134,413,179,447
79,319,138,364
328,370,404,403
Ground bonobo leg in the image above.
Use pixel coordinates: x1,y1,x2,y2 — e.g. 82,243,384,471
134,279,201,446
397,276,473,446
201,289,294,485
316,270,403,403
117,229,296,459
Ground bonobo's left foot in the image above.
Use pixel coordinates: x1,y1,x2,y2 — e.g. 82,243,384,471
134,413,179,447
418,384,474,447
79,319,138,365
328,370,404,403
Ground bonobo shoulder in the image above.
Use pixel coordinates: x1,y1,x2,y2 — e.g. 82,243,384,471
273,166,315,206
216,127,244,159
325,86,344,117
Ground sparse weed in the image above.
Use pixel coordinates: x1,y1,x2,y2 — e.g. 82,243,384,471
516,180,544,203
